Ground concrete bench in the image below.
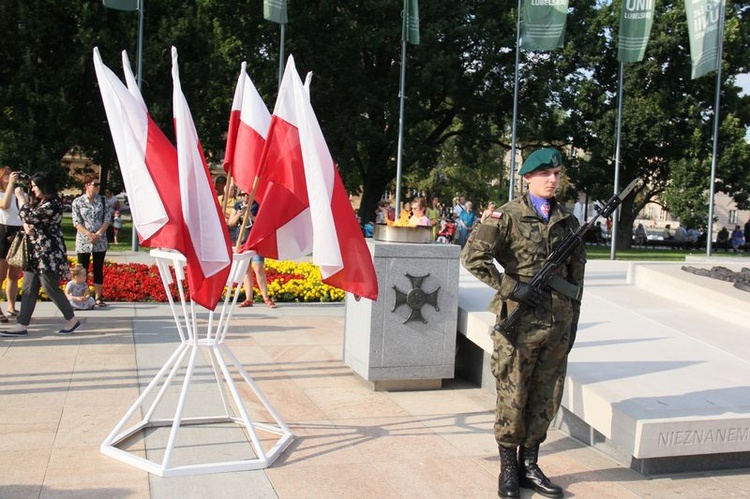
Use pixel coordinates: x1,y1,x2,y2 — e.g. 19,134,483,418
455,260,750,475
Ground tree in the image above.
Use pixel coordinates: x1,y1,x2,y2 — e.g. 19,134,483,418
0,0,265,192
0,1,129,189
561,0,750,248
403,124,507,212
1,0,747,238
260,0,527,221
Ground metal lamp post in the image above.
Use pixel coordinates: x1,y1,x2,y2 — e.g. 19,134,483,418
102,0,143,252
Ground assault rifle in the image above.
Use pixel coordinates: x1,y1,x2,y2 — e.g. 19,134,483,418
494,178,639,340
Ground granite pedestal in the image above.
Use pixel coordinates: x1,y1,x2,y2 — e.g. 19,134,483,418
343,240,461,390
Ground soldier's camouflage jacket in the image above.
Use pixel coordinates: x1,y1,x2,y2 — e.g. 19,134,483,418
460,194,586,327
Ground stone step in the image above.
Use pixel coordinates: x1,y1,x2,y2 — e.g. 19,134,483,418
456,259,750,475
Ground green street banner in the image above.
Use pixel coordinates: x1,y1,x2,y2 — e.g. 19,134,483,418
264,0,288,24
403,0,419,45
618,0,656,63
685,0,724,79
102,0,138,11
520,0,569,51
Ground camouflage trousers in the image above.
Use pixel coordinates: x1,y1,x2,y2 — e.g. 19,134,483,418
491,314,570,448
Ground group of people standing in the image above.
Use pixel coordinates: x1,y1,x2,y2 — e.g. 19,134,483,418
0,170,112,338
377,194,493,248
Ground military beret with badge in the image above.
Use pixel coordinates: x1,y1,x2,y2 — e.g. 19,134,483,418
518,148,563,176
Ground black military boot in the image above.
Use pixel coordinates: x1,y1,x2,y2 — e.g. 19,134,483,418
519,444,563,498
498,445,520,498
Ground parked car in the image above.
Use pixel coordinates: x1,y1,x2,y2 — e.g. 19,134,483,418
646,229,664,241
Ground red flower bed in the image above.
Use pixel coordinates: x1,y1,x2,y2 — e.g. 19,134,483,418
59,260,317,303
100,262,178,302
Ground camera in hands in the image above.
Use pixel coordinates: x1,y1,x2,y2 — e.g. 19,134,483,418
13,171,30,191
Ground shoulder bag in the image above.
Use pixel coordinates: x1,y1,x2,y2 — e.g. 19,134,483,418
6,232,27,269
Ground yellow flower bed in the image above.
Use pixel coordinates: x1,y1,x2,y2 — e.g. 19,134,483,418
264,260,345,303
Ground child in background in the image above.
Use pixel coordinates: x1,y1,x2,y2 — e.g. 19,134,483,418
112,210,122,244
66,264,95,310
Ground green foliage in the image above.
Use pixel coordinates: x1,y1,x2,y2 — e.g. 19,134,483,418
662,156,710,229
1,1,121,184
562,0,750,246
0,0,748,235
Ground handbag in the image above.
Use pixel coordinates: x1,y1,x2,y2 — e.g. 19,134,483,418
6,232,27,269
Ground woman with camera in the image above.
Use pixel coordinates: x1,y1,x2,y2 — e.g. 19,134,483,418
0,172,80,337
71,174,112,306
0,168,24,321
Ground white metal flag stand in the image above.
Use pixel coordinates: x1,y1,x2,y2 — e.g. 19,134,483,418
100,249,294,477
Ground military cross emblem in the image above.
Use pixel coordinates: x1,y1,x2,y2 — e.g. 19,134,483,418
392,273,440,324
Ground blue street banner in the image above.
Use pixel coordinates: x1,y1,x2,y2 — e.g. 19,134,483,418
520,0,569,51
618,0,656,63
264,0,288,24
685,0,724,79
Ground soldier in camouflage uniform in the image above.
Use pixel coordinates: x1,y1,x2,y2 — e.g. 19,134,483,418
461,148,586,498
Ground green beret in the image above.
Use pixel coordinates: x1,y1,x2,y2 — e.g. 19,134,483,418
518,148,563,176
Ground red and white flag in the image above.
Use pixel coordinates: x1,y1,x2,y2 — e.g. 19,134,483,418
240,58,313,260
171,47,233,310
92,47,186,253
244,56,378,300
303,71,313,98
222,62,272,196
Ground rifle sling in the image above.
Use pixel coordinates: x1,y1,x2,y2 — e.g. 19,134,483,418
547,275,582,302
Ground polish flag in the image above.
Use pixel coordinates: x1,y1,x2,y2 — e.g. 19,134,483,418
240,59,313,260
222,62,272,196
244,56,378,300
92,47,186,254
303,71,313,97
171,47,232,310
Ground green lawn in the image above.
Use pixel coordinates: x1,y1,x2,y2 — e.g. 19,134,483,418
585,244,748,261
61,213,139,252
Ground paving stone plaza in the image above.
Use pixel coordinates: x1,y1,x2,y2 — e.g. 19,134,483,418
1,252,749,498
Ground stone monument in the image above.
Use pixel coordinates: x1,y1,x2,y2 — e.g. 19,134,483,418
343,225,461,390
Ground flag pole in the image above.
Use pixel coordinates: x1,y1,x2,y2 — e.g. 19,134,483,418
135,0,144,91
706,0,726,256
508,0,522,201
395,0,418,215
130,0,145,251
263,1,287,89
610,62,624,260
395,35,407,217
277,23,286,89
101,0,144,251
